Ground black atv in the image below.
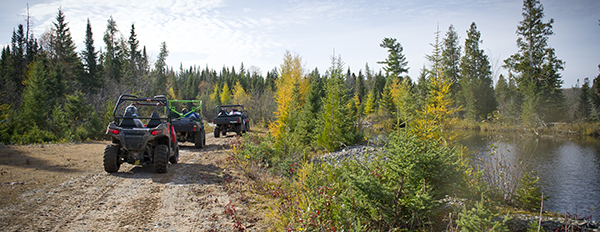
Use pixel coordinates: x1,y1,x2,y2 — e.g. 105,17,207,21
168,100,205,148
212,104,250,137
104,94,179,173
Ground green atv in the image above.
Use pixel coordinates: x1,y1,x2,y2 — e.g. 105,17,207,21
168,100,205,148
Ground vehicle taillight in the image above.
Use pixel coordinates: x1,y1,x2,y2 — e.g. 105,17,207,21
151,130,162,136
108,128,119,134
212,119,215,124
193,125,197,131
237,118,241,123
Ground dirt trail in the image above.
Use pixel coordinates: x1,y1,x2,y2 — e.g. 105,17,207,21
0,133,265,231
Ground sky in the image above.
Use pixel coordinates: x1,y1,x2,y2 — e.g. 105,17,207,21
1,0,599,88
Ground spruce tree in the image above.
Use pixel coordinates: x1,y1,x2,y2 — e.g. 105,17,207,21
318,55,357,151
80,18,101,92
460,22,496,121
503,0,565,124
442,24,461,99
103,16,123,82
52,8,83,87
127,24,141,80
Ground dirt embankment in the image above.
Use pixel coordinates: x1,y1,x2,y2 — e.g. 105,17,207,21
0,133,267,231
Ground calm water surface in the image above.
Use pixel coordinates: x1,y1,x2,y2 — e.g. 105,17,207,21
459,131,600,220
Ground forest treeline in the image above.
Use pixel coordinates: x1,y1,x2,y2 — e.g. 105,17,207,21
1,0,599,145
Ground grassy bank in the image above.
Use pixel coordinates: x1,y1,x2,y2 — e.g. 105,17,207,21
454,119,600,138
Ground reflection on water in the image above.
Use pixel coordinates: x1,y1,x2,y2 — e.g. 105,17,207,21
460,131,600,220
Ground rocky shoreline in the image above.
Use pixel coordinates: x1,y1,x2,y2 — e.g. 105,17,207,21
316,145,600,231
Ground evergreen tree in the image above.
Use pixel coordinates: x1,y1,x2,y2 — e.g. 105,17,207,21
460,22,496,121
503,0,565,124
296,69,324,147
442,24,462,98
127,24,141,80
577,78,592,121
102,16,123,82
7,25,27,106
495,74,520,122
378,38,410,116
355,70,365,103
318,54,357,151
80,18,101,91
378,37,409,84
52,8,83,87
20,59,56,128
426,27,443,81
153,41,169,94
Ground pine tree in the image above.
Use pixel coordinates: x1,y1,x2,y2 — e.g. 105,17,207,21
460,22,496,121
378,38,410,117
378,37,409,84
80,18,101,92
503,0,565,124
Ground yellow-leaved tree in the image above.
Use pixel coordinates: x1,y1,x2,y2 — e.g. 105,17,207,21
209,84,220,105
269,51,307,140
411,70,460,142
231,81,247,105
220,82,231,105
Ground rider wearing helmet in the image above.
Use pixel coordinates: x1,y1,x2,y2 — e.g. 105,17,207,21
125,104,144,128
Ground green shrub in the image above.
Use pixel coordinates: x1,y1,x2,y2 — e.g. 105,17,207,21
515,171,544,211
341,130,464,229
458,195,509,232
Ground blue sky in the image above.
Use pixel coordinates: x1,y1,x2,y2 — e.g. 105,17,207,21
1,0,599,88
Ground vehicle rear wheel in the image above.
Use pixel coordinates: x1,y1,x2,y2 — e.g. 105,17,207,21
214,127,220,138
103,144,121,173
194,131,204,148
169,144,179,164
154,144,169,173
235,124,242,136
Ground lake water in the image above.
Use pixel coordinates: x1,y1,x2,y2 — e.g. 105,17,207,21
459,131,600,220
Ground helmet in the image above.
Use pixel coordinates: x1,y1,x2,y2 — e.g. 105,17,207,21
125,104,138,117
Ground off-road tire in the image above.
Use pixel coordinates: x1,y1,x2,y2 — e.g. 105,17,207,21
103,144,121,173
214,127,220,138
154,144,169,173
169,145,179,164
194,131,204,148
235,124,242,136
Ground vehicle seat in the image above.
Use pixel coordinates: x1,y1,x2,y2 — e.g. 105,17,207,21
119,111,137,128
146,112,161,128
